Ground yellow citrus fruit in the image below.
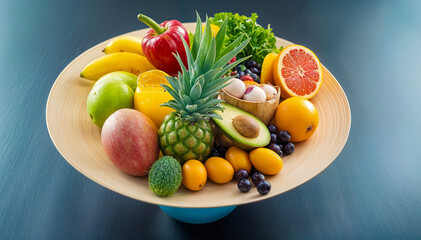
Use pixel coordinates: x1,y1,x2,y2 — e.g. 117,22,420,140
249,148,283,175
202,24,220,36
225,146,252,172
260,52,278,85
182,160,207,191
204,157,234,184
274,97,319,142
273,45,322,99
134,70,174,128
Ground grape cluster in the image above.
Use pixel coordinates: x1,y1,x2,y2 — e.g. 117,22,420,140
235,168,271,195
230,59,261,83
267,124,295,156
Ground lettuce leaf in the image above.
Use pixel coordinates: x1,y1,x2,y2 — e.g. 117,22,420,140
209,12,282,65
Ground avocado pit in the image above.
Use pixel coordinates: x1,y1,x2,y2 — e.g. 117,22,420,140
233,115,260,138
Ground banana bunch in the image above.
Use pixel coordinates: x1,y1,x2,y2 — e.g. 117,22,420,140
80,36,156,81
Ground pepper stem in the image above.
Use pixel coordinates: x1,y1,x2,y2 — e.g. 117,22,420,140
137,14,166,35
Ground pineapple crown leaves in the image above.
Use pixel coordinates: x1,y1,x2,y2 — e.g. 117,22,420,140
160,12,251,122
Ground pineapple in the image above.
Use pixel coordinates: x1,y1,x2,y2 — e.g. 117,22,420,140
158,14,250,164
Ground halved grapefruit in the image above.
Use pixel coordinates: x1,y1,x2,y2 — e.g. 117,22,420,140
273,45,322,99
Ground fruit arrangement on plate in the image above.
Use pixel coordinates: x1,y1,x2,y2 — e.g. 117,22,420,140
80,12,323,197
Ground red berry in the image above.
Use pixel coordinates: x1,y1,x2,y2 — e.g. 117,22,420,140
241,75,254,81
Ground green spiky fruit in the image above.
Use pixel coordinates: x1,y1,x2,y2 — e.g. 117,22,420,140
158,112,214,162
158,13,250,164
148,156,182,197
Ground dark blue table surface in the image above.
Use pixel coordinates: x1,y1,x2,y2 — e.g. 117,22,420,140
1,0,420,239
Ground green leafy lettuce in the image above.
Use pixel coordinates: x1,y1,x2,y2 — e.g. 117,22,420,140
209,12,282,65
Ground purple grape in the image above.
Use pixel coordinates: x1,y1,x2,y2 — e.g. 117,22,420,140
283,142,295,155
250,67,259,74
252,172,265,186
246,60,257,68
257,181,271,195
268,124,277,133
268,143,282,156
249,73,259,81
270,133,278,143
238,179,252,193
277,131,291,144
235,169,249,181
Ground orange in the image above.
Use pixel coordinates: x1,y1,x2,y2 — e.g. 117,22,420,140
134,70,174,128
260,52,278,85
225,146,252,172
182,160,207,191
274,97,319,142
204,157,234,184
249,148,283,175
273,45,322,99
243,81,258,88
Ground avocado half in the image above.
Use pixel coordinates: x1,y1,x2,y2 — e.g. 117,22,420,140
212,103,270,150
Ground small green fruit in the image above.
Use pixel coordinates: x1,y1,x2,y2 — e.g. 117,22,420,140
148,156,182,197
87,79,134,128
96,71,138,92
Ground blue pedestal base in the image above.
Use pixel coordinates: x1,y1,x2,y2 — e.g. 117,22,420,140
159,205,237,224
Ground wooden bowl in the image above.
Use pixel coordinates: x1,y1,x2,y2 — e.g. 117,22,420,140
46,23,351,208
220,86,281,125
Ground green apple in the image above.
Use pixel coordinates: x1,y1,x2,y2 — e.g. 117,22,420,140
95,71,138,92
87,79,134,128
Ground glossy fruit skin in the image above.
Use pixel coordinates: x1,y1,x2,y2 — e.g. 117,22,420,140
283,142,295,155
182,160,207,191
103,36,144,56
87,79,134,128
249,148,283,175
238,179,252,193
235,169,249,181
257,181,271,195
274,97,319,142
268,143,283,156
225,146,252,172
251,172,265,186
270,133,278,144
139,15,190,76
101,109,159,176
80,52,156,81
205,157,234,184
268,124,277,133
277,131,291,144
260,52,278,84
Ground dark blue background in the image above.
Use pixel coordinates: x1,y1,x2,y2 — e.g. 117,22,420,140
1,0,420,239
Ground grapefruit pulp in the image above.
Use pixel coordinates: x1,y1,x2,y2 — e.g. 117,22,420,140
273,45,322,99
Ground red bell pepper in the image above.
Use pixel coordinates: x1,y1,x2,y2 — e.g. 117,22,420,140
137,14,189,76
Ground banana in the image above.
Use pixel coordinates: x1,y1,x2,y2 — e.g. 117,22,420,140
80,52,156,80
102,36,144,56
